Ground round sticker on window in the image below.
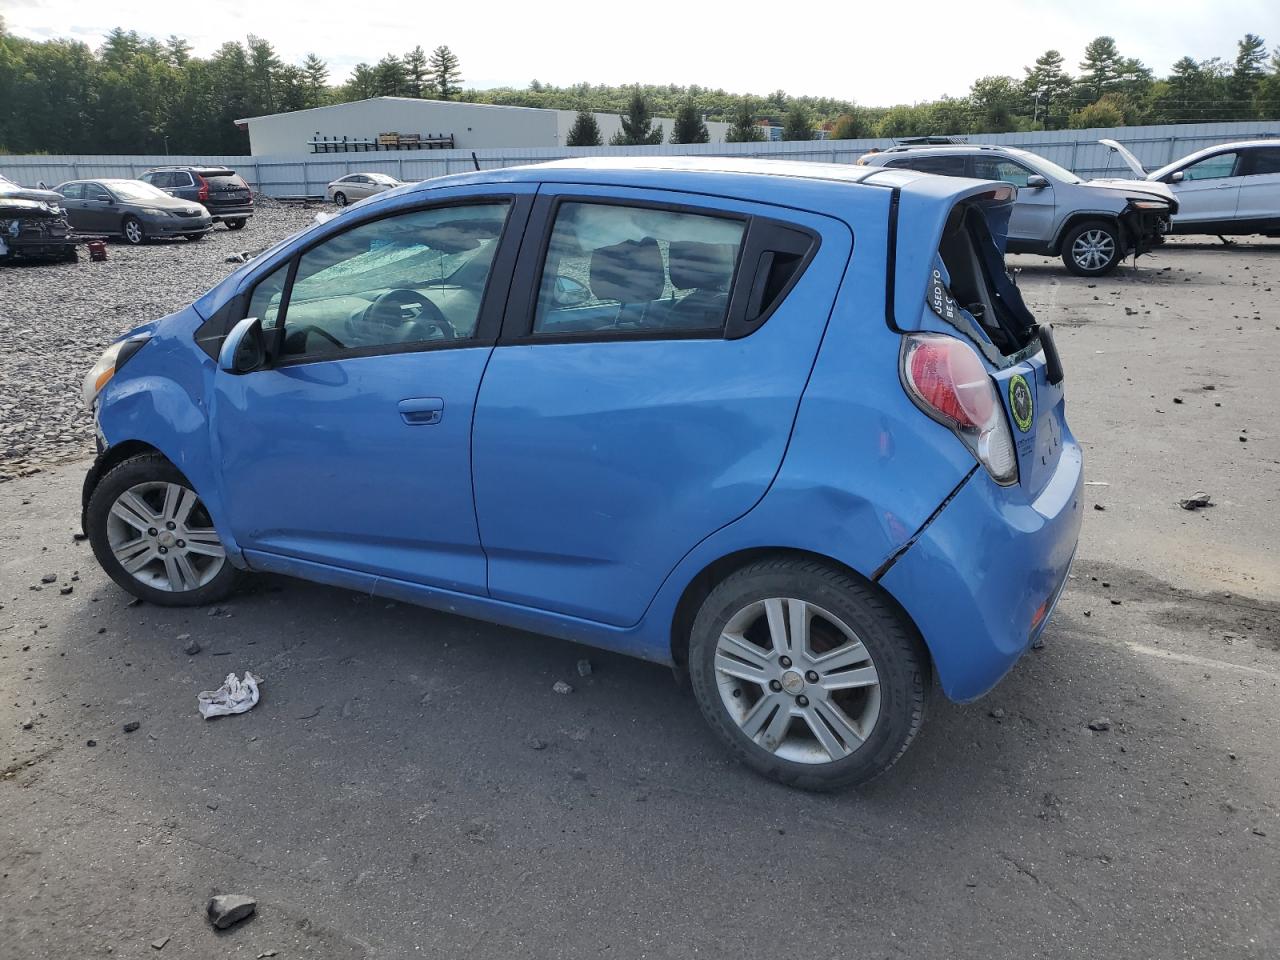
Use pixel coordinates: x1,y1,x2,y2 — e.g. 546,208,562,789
1009,374,1034,433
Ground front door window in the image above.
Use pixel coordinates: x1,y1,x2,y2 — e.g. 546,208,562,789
276,202,510,361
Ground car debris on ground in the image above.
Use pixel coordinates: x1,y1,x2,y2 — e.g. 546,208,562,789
206,893,257,929
1179,491,1213,511
197,671,261,719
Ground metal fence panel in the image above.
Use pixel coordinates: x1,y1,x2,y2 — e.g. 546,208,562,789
2,121,1275,197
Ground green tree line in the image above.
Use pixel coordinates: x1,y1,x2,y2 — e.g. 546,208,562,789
2,18,1278,155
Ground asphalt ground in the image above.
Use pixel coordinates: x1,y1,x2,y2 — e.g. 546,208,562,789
1,232,1277,959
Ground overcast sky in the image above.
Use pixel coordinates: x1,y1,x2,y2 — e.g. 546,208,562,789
4,0,1277,104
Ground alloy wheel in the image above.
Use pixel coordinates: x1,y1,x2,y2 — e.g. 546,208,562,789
1071,229,1115,272
714,598,881,764
105,481,225,592
124,219,143,244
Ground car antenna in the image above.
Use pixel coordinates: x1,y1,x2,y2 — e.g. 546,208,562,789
471,152,480,172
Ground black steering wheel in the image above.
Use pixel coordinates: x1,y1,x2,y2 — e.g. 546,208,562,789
358,288,456,342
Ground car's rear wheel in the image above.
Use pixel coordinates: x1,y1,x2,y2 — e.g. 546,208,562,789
688,557,929,790
122,216,145,246
87,454,239,607
333,191,348,207
63,245,79,262
1062,219,1123,276
225,218,247,231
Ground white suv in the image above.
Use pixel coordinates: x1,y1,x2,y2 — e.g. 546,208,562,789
1102,139,1280,238
859,144,1177,276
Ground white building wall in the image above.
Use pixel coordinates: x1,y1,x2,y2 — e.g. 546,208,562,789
243,98,561,156
238,97,736,156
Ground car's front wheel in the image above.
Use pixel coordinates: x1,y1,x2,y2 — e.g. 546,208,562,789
1061,219,1123,276
87,454,239,607
121,216,145,246
688,557,930,790
185,232,205,242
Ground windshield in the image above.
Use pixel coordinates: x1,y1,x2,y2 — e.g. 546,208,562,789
110,181,171,201
1018,153,1082,185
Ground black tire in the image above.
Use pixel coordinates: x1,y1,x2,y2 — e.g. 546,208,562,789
185,232,205,241
87,454,240,607
333,192,348,207
121,215,146,246
63,245,79,262
1061,219,1123,276
688,557,930,791
225,218,247,231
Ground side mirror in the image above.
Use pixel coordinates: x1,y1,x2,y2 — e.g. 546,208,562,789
1025,175,1049,189
219,316,267,374
552,275,590,307
1168,171,1185,183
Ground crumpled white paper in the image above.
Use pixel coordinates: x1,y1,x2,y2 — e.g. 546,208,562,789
198,672,261,720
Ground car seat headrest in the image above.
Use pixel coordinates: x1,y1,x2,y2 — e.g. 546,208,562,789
588,237,665,303
667,241,737,291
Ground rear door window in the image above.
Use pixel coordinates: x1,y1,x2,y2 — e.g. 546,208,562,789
532,202,744,336
1239,147,1280,176
888,155,969,177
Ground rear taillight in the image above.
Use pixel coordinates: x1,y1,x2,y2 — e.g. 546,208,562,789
196,174,209,202
901,333,1018,484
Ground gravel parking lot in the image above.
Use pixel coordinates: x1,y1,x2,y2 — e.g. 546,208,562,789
0,202,319,479
1,209,1277,958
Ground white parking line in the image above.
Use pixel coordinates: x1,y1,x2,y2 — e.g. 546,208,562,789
1125,642,1280,681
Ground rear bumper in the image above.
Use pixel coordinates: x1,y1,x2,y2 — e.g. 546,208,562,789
879,439,1084,702
206,205,253,221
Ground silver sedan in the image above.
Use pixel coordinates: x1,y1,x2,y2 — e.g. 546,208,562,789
325,173,402,206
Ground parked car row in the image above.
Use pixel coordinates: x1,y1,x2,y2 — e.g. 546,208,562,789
858,138,1280,275
1,165,255,263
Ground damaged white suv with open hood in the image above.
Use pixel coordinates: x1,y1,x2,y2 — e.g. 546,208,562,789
859,144,1177,276
1101,139,1280,239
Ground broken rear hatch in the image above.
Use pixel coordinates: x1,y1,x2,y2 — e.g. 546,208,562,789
885,176,1067,500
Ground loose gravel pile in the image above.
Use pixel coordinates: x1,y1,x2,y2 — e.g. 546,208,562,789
0,200,320,481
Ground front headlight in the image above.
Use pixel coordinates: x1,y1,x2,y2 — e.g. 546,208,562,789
140,207,168,217
81,335,151,410
1127,199,1170,210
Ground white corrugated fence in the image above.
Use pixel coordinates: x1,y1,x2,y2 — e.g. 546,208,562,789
1,121,1275,198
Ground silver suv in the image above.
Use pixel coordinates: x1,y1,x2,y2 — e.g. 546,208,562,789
858,145,1177,276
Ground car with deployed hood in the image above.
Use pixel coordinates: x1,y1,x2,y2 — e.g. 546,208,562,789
54,179,213,244
0,173,78,263
858,144,1177,276
77,156,1082,790
1100,138,1280,238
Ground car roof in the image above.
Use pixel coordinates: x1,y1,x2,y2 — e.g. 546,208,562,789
398,154,970,200
146,165,237,174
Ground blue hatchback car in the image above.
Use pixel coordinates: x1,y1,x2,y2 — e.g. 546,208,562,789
80,157,1082,789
